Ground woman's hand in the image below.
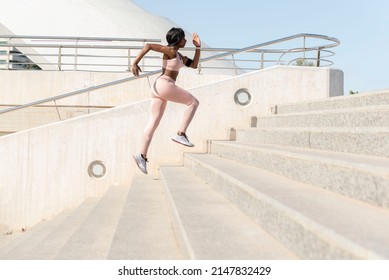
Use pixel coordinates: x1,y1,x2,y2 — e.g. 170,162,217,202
192,33,201,48
131,64,142,77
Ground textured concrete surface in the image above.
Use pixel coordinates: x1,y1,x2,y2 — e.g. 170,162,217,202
258,105,389,128
160,166,297,260
107,175,180,260
236,127,389,157
2,81,387,260
0,199,98,259
184,153,389,259
210,141,389,208
277,89,389,114
0,177,181,260
0,66,341,234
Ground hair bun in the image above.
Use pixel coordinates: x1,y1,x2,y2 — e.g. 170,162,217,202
166,27,185,46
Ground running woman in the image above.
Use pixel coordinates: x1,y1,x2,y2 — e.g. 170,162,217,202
132,27,201,174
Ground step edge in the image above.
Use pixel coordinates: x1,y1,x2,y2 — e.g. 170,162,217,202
210,141,389,174
159,167,197,260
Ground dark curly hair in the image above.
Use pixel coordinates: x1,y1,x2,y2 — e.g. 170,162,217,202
166,27,185,46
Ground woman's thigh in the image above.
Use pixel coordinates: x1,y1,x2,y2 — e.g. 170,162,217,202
154,77,196,106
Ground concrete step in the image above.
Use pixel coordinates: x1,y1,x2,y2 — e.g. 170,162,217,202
23,198,101,259
276,90,389,114
55,184,131,260
107,175,180,260
159,166,297,259
0,232,21,251
0,210,72,259
0,176,181,260
257,105,389,128
184,153,389,259
236,127,389,157
209,141,389,208
0,198,99,259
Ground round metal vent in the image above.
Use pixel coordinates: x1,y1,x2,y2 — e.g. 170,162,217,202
88,160,107,179
234,88,252,106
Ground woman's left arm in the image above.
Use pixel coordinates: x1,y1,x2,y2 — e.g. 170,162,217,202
184,33,201,69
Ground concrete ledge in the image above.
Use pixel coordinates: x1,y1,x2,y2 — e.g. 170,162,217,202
258,105,389,128
237,127,389,157
276,89,389,114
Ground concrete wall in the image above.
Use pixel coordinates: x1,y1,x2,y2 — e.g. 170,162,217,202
0,66,343,234
0,71,230,105
0,71,229,133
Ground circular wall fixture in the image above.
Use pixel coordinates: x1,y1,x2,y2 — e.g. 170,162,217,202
87,160,107,179
234,88,252,106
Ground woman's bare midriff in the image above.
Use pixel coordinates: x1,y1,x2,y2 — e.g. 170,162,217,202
162,68,179,81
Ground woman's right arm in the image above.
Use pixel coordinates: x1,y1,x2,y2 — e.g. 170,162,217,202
131,44,174,76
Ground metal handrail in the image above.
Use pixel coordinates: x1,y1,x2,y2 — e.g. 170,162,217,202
0,33,340,115
0,70,160,114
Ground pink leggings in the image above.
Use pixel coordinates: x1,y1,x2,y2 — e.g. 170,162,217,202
140,75,199,156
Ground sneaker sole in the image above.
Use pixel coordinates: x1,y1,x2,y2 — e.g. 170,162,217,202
171,138,195,147
133,155,148,174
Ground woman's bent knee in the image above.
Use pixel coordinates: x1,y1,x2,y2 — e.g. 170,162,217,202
190,98,199,107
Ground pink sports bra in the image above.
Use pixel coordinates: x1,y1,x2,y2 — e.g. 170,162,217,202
162,52,184,71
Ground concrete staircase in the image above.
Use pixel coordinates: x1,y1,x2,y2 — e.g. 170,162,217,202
1,90,388,260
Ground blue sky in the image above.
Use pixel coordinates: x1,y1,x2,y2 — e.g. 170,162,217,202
133,0,389,93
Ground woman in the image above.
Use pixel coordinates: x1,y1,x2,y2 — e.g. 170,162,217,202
132,27,201,174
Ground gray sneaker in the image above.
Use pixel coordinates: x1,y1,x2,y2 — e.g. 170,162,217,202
172,133,194,147
133,153,148,174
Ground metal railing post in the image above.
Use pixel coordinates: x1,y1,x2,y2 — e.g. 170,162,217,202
231,54,238,75
316,47,322,67
303,35,306,65
74,38,79,71
260,51,264,69
53,99,62,120
127,47,132,72
58,46,62,70
7,37,11,70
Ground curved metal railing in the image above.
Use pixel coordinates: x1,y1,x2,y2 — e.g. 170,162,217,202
0,33,340,116
0,35,161,71
199,33,339,71
1,33,339,72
